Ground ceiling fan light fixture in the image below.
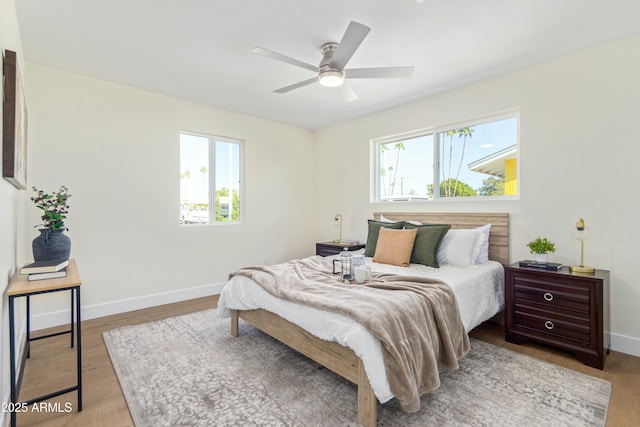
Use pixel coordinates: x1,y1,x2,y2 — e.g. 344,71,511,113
254,21,413,99
318,70,345,87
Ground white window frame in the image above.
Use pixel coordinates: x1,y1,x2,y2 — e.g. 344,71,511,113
371,111,520,203
180,131,244,225
370,128,434,203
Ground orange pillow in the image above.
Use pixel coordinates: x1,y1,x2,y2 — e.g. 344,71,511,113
373,227,417,267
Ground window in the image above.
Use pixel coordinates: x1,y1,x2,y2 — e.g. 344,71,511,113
180,132,242,224
373,113,518,201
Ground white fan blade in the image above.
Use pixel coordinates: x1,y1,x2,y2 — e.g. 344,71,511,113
274,77,318,93
336,84,359,103
252,47,319,73
346,67,414,79
329,21,371,70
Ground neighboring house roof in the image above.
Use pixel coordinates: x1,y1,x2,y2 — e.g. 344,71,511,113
467,145,518,178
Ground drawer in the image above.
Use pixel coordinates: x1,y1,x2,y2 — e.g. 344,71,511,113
317,249,337,257
513,276,590,313
514,302,591,344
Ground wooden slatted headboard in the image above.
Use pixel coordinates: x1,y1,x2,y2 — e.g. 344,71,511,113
373,212,510,265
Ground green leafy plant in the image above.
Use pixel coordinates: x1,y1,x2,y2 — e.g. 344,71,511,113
527,236,556,254
31,186,71,230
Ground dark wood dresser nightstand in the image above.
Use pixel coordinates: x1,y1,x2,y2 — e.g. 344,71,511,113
505,264,609,369
315,242,365,257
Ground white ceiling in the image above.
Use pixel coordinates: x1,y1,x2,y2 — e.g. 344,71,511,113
15,0,640,130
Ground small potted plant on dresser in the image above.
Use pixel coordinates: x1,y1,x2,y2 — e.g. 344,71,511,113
526,236,555,264
30,186,72,262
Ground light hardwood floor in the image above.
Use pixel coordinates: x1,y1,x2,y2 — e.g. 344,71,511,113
14,296,640,426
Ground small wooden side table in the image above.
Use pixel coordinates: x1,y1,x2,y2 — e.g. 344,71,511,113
6,259,82,426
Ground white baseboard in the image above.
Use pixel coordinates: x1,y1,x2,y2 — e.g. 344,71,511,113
29,282,225,332
610,332,640,358
25,283,640,359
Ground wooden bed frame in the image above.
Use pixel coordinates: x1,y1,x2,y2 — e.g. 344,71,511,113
230,212,509,426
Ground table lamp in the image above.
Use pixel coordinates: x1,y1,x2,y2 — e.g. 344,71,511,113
333,214,343,244
569,218,595,274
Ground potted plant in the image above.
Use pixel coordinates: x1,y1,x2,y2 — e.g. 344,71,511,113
527,236,556,264
31,186,72,262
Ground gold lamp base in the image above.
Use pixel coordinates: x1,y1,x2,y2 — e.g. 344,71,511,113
569,265,595,274
571,221,595,274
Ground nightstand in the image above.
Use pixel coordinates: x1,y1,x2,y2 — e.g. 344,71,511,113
504,264,609,369
316,242,365,257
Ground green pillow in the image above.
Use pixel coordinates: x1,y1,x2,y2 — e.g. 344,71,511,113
364,220,405,257
404,223,451,267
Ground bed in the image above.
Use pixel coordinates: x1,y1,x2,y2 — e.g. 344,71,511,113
218,212,509,426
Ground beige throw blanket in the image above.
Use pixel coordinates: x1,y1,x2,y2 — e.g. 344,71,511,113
229,256,470,412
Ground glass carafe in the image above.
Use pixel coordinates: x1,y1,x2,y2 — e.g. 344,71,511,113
332,247,352,283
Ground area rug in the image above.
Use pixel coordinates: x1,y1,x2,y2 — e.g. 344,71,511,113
103,309,611,427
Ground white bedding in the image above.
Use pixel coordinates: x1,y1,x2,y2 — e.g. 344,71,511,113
218,250,504,404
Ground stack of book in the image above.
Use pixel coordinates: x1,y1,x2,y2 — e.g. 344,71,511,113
19,259,69,281
518,260,562,271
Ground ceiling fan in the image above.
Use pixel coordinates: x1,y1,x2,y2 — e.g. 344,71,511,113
252,21,414,103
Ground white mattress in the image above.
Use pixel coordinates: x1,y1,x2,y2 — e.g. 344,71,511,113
218,251,504,403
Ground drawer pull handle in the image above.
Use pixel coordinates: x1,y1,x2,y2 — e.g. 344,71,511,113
543,292,554,302
544,320,555,330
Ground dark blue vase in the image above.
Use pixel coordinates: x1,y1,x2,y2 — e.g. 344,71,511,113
32,229,71,262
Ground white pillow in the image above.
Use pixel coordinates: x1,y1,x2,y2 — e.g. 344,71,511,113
379,214,422,226
437,228,484,266
475,224,492,264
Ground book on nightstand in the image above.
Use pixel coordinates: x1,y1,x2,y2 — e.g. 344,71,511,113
338,240,360,246
28,268,68,281
518,260,562,271
20,259,69,274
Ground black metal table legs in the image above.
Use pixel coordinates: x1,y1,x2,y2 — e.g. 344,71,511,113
8,286,82,427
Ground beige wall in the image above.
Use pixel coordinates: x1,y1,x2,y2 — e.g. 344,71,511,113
1,0,27,420
25,63,316,316
314,34,640,354
13,30,640,358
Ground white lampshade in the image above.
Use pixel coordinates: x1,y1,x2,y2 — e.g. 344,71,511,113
318,70,344,87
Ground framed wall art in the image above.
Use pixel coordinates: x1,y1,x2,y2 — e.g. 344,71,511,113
3,49,28,190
